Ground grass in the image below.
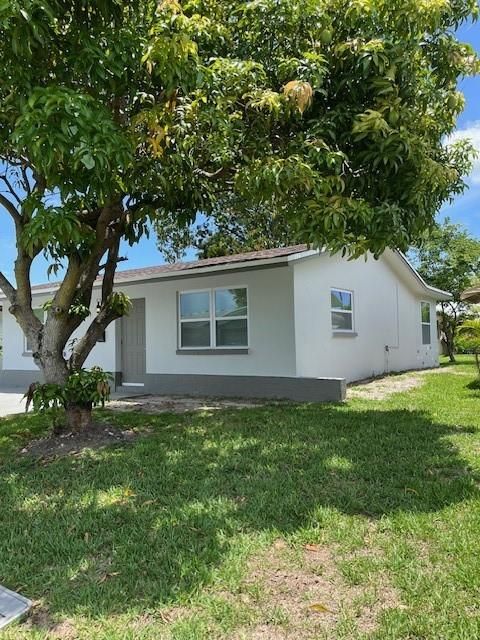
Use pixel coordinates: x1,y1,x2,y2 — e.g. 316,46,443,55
1,356,480,638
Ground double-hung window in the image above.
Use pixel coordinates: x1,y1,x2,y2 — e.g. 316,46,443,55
421,301,431,345
331,288,354,332
24,308,45,353
179,287,248,349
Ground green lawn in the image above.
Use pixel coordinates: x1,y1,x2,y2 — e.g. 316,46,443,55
1,357,480,639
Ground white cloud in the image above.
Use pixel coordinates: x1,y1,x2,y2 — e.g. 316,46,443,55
448,120,480,185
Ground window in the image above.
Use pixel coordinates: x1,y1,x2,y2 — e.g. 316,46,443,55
331,288,353,332
178,287,248,349
179,290,211,347
215,288,248,346
421,301,431,345
24,308,45,353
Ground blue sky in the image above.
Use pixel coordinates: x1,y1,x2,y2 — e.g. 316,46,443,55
441,21,480,229
1,22,479,285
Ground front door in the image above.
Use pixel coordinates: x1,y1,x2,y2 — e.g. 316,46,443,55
121,298,146,385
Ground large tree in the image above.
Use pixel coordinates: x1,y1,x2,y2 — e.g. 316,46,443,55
0,0,477,428
155,194,295,261
410,219,480,362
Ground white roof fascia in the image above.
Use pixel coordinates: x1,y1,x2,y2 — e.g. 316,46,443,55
394,250,452,301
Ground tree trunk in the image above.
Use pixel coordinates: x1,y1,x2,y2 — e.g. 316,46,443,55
446,337,456,363
65,401,93,432
440,307,456,363
40,350,94,432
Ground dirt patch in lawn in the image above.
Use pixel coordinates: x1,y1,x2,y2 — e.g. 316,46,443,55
233,540,400,639
107,394,268,414
348,372,425,400
20,422,140,459
24,605,77,639
348,366,470,400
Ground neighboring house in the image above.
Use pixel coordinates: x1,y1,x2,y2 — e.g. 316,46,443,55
0,245,450,402
461,285,480,304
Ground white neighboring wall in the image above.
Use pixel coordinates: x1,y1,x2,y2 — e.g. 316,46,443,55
293,251,439,382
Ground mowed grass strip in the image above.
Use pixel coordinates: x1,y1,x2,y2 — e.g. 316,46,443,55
1,357,480,639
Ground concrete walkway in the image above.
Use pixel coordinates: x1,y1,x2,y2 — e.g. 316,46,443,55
0,391,27,417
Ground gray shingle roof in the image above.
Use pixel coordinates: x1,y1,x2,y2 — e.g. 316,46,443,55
30,244,310,292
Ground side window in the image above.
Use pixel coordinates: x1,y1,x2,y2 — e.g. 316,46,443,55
331,289,354,332
421,301,431,345
25,308,45,353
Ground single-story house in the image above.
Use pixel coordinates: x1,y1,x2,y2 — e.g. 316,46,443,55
0,245,450,402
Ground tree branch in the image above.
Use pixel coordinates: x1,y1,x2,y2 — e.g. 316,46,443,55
0,193,21,223
69,304,122,370
0,271,17,305
101,230,121,303
0,174,22,206
20,165,32,197
193,166,231,180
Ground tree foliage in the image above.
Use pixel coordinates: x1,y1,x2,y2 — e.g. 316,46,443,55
0,0,478,426
410,219,480,361
155,195,295,260
457,319,480,377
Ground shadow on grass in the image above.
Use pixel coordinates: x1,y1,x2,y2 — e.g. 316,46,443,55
0,403,477,618
440,354,477,369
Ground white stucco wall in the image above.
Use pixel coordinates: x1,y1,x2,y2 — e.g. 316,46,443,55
1,292,117,373
293,252,439,382
1,265,296,378
119,265,297,377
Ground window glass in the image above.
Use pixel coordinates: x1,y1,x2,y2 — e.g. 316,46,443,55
181,321,211,347
331,311,353,331
216,319,248,346
179,287,248,348
215,289,247,318
421,302,430,323
422,324,431,345
421,302,431,345
179,291,210,319
331,289,352,311
331,289,354,332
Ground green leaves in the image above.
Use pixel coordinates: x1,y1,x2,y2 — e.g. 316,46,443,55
20,202,95,260
410,219,480,302
0,0,478,264
105,292,132,317
12,88,133,200
30,367,113,413
352,109,392,140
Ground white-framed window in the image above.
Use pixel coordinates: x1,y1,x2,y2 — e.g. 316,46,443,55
331,288,354,332
24,308,45,353
178,287,248,349
421,301,431,345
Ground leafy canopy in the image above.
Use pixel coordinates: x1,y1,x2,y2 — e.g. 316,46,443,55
0,0,478,271
155,195,295,261
410,219,480,302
